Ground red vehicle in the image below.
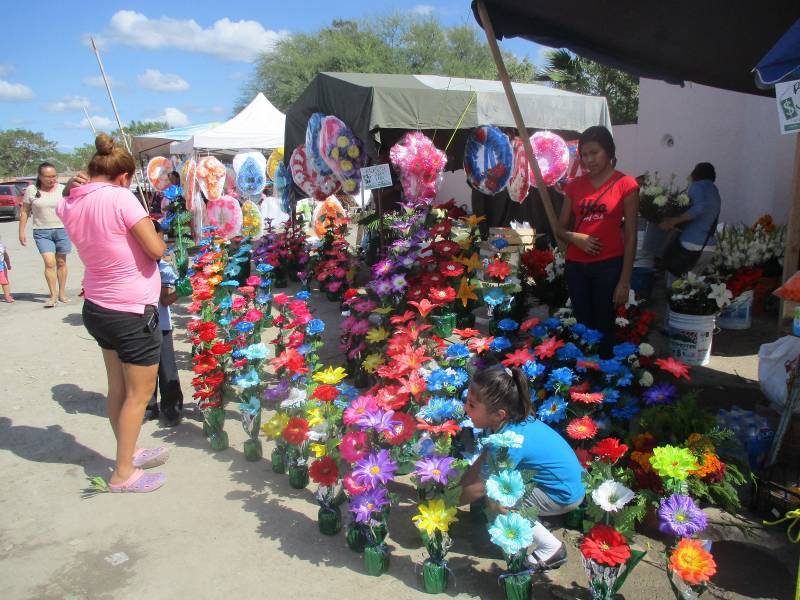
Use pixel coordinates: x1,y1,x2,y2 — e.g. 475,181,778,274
0,181,27,220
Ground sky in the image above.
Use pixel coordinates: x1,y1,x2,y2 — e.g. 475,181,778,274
0,1,546,155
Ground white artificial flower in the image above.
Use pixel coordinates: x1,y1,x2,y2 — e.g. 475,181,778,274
591,480,636,512
615,317,630,327
643,185,663,196
562,317,577,326
676,193,691,207
653,195,668,207
639,370,654,387
709,283,733,309
280,387,307,409
639,343,655,357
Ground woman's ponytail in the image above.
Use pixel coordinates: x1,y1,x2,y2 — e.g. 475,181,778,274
471,364,532,423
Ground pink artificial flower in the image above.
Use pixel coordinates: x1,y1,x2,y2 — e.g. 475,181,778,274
246,275,262,287
231,296,248,310
340,431,370,463
350,319,370,336
343,472,369,496
244,309,264,323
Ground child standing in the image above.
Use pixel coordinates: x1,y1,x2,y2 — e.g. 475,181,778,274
0,238,12,302
145,258,183,426
460,366,585,571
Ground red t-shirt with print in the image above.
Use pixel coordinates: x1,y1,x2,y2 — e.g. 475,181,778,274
563,171,638,263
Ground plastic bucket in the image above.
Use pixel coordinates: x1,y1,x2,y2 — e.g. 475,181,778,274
667,310,716,366
717,290,753,330
631,267,656,299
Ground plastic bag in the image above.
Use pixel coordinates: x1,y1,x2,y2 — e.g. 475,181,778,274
758,336,800,414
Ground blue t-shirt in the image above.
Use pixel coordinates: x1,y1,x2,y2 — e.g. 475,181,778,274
499,416,585,505
157,259,178,331
680,180,720,250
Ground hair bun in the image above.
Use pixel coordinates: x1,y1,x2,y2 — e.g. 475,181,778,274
95,133,114,156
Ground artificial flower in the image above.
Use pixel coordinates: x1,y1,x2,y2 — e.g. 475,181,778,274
579,524,631,567
501,347,534,367
350,487,390,523
340,431,370,463
409,298,436,318
643,382,678,406
459,252,483,273
658,494,708,538
282,417,309,445
566,416,598,440
413,455,458,485
486,259,512,281
413,498,458,536
362,353,385,373
456,277,478,307
649,445,698,480
313,366,348,385
570,391,604,404
261,413,290,439
486,469,526,508
590,438,629,463
309,456,339,486
534,337,566,359
537,396,567,424
383,411,417,446
311,384,340,403
655,357,691,380
343,395,379,426
453,327,480,339
352,449,398,488
591,480,635,512
366,327,390,344
489,513,534,556
669,538,717,585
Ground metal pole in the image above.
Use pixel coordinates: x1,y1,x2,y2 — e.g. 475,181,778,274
89,36,148,211
82,106,97,135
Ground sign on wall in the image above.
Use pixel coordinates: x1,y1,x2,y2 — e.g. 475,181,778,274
360,164,393,190
776,79,800,135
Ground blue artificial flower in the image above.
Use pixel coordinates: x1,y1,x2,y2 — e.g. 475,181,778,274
483,431,524,449
218,297,232,310
602,388,621,404
611,402,640,420
426,369,449,391
489,513,535,556
243,343,269,361
235,321,255,334
239,396,260,415
582,328,604,346
443,367,469,389
296,290,311,301
497,318,519,332
489,336,512,353
256,263,274,274
259,278,272,289
336,383,359,402
233,369,260,390
537,396,567,424
232,348,246,360
547,367,574,389
306,319,325,335
224,263,242,277
571,323,587,337
522,360,546,380
217,317,232,327
599,359,625,376
491,238,509,250
484,287,508,308
613,342,638,359
543,317,561,330
486,470,526,508
417,396,465,423
255,292,271,305
297,343,311,356
446,343,470,360
416,436,436,457
220,279,240,288
530,325,547,338
556,342,584,361
235,243,252,256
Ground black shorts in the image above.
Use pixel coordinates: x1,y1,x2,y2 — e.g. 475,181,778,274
82,299,163,366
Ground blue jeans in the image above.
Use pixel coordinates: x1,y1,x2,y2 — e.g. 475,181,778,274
33,228,71,254
565,257,623,357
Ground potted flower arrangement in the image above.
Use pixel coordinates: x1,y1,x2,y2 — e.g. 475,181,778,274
519,245,568,315
638,172,691,224
750,215,787,313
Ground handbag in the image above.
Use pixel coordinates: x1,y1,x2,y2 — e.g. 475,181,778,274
662,217,718,277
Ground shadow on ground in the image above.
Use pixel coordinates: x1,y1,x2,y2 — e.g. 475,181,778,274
51,383,107,418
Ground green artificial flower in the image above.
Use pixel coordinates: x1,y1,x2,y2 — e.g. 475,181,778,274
649,445,698,481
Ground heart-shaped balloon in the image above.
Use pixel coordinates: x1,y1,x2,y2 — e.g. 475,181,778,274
240,199,264,238
207,195,243,239
531,131,570,186
464,126,513,195
147,156,172,191
290,144,341,201
196,156,226,201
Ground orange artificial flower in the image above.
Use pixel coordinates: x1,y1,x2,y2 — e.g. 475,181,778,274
669,538,716,586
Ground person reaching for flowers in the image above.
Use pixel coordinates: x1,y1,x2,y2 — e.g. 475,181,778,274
460,365,585,571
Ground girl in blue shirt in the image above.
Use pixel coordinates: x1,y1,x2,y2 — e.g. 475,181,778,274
460,365,585,571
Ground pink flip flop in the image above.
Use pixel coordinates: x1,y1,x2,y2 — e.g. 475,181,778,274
132,446,171,469
108,469,165,493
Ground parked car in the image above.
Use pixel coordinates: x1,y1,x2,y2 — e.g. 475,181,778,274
0,182,26,220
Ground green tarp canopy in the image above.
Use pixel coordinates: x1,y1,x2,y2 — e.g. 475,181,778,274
284,72,611,168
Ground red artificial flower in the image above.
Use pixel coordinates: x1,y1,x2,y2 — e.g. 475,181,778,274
272,293,289,305
453,327,480,339
375,385,410,411
566,416,598,440
655,357,691,380
271,348,309,375
502,347,535,367
520,317,541,332
389,310,416,325
384,411,417,446
209,342,233,356
590,438,629,463
409,299,436,318
570,391,604,404
580,524,631,567
393,321,432,344
577,359,601,371
574,448,593,468
397,371,427,398
534,336,565,359
244,309,264,323
312,384,339,402
428,286,456,304
309,456,339,486
468,336,494,354
282,417,309,445
440,261,465,278
485,259,512,281
395,345,433,373
198,322,218,343
433,240,460,255
192,352,219,375
416,419,460,437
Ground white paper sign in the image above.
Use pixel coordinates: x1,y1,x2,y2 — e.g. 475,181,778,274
360,164,393,190
776,79,800,135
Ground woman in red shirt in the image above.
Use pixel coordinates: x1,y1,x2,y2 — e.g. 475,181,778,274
558,126,639,356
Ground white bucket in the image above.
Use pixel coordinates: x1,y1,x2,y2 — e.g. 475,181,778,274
717,290,753,330
668,310,716,366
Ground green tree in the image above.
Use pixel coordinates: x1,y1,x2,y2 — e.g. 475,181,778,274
0,129,58,178
240,14,537,112
537,49,639,125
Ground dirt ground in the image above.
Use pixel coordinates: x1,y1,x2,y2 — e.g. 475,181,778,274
0,218,795,600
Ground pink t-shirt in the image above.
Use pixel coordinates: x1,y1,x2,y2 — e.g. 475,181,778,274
57,182,159,314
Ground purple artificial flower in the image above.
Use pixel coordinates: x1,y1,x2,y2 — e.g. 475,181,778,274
658,494,708,537
398,254,417,270
352,449,398,488
357,408,395,433
413,455,457,485
349,487,390,523
390,273,408,293
370,278,394,298
643,382,678,406
390,238,411,254
372,258,394,279
262,379,290,404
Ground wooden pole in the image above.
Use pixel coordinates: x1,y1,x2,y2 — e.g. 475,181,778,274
780,133,800,325
475,0,564,246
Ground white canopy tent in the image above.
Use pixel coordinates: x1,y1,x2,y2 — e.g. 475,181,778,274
131,123,218,158
170,93,285,155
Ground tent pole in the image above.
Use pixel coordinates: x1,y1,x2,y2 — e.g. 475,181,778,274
780,133,800,326
475,0,564,246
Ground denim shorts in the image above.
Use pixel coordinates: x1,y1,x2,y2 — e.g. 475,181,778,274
82,299,162,366
33,228,72,255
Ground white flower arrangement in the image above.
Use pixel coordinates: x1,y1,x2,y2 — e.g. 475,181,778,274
668,271,732,315
638,171,689,223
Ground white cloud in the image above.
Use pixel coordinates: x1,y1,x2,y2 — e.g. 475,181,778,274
63,115,115,130
137,69,189,92
147,107,189,128
83,74,126,90
44,95,98,113
411,4,435,15
0,79,33,101
184,104,225,115
90,10,289,62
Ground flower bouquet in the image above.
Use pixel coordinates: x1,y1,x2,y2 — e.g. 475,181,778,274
519,245,568,312
668,272,732,316
638,172,690,224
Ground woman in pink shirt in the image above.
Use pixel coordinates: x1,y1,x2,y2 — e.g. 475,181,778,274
58,134,168,493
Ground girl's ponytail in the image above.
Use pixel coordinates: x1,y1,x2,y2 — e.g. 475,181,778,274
471,365,532,423
509,366,532,418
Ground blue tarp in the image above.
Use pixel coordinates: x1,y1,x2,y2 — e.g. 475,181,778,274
755,18,800,88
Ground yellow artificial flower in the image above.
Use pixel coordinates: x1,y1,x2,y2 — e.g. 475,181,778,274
362,353,385,373
412,499,458,536
209,262,224,273
261,413,290,439
310,443,327,458
456,277,478,308
306,406,325,428
340,159,353,172
313,365,348,385
374,306,393,315
460,214,486,229
366,327,390,344
207,274,223,286
337,135,349,148
459,252,482,273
